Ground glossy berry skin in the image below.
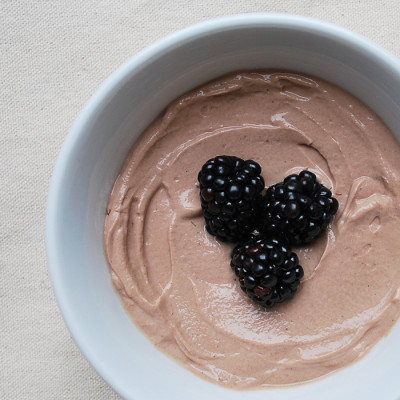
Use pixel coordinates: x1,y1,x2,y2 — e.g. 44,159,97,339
260,170,339,246
230,235,304,308
198,155,264,243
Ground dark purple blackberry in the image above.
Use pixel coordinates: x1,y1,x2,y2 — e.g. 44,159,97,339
260,170,339,246
198,155,264,243
231,235,304,307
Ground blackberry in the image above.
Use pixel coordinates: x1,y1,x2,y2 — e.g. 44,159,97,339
260,170,339,246
198,155,264,242
230,235,304,307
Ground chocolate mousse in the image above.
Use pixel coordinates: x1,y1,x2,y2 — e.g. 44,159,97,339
103,71,400,388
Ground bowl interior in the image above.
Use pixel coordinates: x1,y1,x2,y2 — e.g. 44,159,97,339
47,14,400,400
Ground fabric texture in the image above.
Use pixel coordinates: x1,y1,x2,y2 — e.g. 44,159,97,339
1,1,400,398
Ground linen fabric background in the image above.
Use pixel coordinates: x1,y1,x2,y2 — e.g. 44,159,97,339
2,1,400,398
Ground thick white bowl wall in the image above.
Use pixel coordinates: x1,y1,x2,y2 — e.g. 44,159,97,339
47,15,400,400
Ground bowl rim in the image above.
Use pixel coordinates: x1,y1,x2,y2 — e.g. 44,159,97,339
46,13,400,399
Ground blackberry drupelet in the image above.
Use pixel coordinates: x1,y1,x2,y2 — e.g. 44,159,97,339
231,235,304,307
260,170,339,246
198,155,264,242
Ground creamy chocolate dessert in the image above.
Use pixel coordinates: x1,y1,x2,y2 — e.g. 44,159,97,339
103,71,400,388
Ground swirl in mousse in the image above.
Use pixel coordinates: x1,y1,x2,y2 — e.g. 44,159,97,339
103,71,400,388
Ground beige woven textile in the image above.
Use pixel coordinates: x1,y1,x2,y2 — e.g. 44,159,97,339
2,1,400,399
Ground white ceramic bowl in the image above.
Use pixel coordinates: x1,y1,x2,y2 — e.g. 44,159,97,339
46,14,400,400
